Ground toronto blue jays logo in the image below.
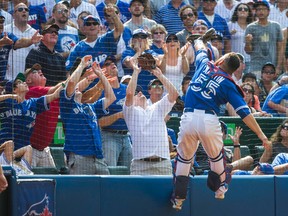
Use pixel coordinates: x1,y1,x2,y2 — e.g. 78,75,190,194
61,36,76,52
22,194,53,216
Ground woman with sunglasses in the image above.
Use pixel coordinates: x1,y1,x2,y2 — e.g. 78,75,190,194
159,34,189,95
260,120,288,163
227,82,271,117
228,3,254,74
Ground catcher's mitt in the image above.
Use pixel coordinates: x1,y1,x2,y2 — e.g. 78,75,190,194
186,28,216,44
137,53,156,70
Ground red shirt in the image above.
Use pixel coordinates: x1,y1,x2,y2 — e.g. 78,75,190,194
25,86,59,150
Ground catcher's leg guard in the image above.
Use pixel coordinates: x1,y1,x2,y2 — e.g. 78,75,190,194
207,149,232,192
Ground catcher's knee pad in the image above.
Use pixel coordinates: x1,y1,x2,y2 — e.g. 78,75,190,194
174,175,190,199
207,170,221,192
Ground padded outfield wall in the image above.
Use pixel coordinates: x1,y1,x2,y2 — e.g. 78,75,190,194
0,166,287,216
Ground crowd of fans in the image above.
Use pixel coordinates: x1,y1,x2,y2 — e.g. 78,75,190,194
0,0,287,184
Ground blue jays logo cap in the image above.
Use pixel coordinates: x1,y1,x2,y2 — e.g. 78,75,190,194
257,163,274,174
132,28,148,38
83,15,100,25
100,55,117,68
193,19,208,28
253,0,270,9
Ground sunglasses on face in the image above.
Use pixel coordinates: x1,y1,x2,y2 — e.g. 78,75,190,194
153,31,164,35
150,84,163,89
57,9,69,14
237,7,249,12
166,38,178,43
84,22,99,26
242,87,253,93
133,34,147,39
181,13,194,20
262,70,275,75
16,7,29,13
282,125,288,130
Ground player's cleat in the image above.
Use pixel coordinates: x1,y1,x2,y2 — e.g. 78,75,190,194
215,184,228,200
171,197,185,211
202,28,216,43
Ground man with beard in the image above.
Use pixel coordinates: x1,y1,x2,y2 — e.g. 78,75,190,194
52,2,79,59
124,0,157,33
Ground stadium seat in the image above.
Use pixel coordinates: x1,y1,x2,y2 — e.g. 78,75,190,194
50,147,66,169
225,145,251,158
108,166,129,175
31,167,59,174
254,146,265,162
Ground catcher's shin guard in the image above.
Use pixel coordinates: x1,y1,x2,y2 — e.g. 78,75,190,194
207,149,232,192
172,154,193,199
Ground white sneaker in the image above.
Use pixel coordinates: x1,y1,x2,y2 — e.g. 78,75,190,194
215,185,228,200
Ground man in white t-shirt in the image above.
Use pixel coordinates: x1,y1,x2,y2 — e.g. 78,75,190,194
123,63,178,175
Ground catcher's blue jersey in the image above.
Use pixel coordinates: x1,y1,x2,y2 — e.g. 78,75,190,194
185,50,249,118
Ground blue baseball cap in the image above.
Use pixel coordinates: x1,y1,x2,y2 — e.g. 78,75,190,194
253,0,270,9
193,19,208,28
257,163,274,174
100,55,117,68
5,73,26,94
83,15,100,25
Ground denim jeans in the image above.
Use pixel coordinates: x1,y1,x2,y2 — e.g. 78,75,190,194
101,130,132,170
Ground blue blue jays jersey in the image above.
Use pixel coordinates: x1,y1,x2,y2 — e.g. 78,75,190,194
121,47,158,97
0,97,48,150
150,44,164,55
262,85,288,115
27,5,47,31
185,50,249,118
198,12,231,41
0,32,18,81
59,90,106,158
97,0,131,24
65,31,117,71
97,83,127,130
55,26,79,53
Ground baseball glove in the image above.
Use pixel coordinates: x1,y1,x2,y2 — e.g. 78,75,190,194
137,53,156,70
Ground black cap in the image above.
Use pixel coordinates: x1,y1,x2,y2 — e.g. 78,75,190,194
129,0,144,7
42,24,60,34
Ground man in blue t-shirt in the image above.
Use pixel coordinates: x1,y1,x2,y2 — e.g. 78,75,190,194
60,55,116,175
96,55,132,171
66,5,124,72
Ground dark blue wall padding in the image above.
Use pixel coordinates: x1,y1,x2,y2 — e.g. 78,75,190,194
275,176,288,216
17,175,279,216
190,176,275,216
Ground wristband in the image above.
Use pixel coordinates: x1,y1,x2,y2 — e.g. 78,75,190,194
233,145,240,148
